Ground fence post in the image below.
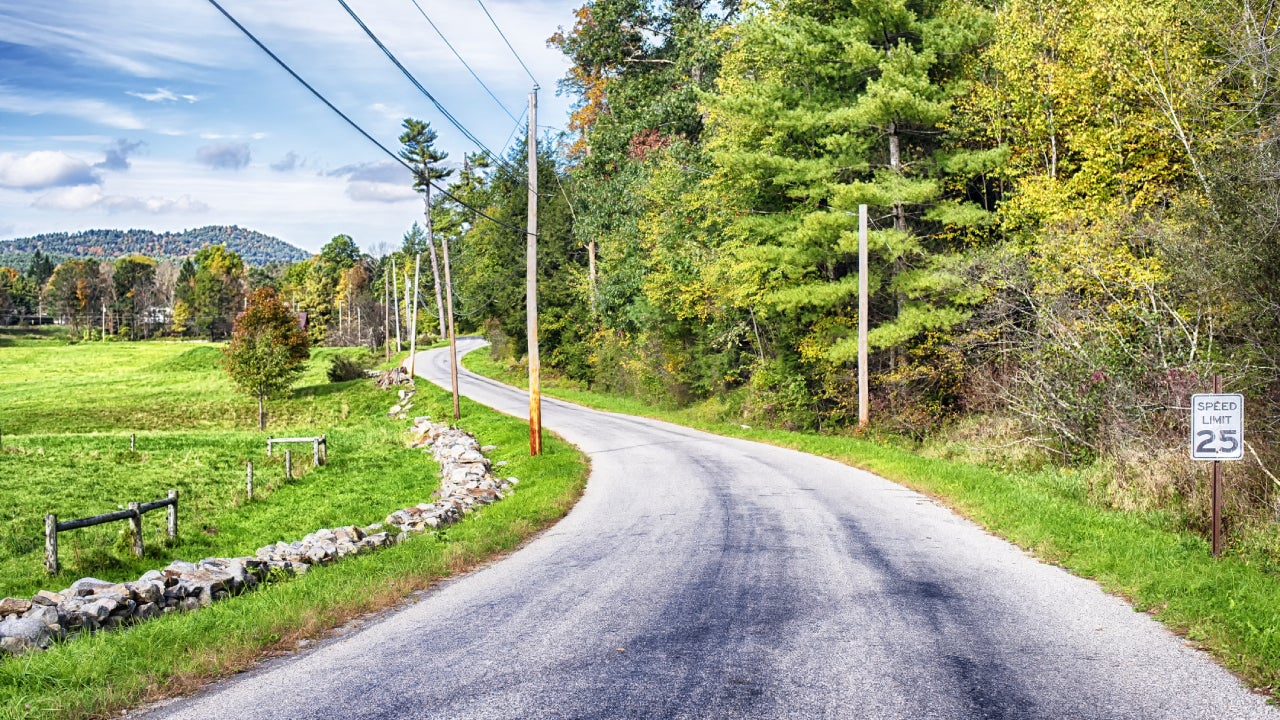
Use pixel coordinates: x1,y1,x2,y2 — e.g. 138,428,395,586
267,436,272,457
321,435,327,465
313,439,320,468
285,450,292,480
127,502,144,557
167,489,178,540
130,433,136,452
45,514,58,575
246,461,254,499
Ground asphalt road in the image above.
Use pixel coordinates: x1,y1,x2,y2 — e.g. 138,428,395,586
142,338,1279,719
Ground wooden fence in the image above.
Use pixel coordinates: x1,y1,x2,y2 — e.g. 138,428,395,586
266,435,327,466
45,490,178,574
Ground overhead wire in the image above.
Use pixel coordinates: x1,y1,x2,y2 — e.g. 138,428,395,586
407,0,520,124
474,0,539,86
202,0,532,237
334,0,523,178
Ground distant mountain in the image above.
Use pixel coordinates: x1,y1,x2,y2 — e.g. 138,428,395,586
0,226,312,271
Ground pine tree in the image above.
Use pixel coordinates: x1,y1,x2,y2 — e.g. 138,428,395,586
399,118,453,338
703,0,991,375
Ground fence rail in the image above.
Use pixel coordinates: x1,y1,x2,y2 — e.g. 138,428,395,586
266,434,327,466
45,490,178,574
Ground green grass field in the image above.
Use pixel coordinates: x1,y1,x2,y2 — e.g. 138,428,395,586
463,348,1280,698
0,332,587,719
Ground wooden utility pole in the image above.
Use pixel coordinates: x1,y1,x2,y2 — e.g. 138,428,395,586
390,255,402,352
384,270,391,361
407,253,421,376
424,194,447,340
403,265,412,352
527,87,543,456
858,204,869,429
442,235,460,420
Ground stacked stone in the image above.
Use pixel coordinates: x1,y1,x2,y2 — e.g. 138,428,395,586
402,416,518,526
375,367,413,390
0,558,273,655
254,525,395,566
0,396,519,658
387,387,416,421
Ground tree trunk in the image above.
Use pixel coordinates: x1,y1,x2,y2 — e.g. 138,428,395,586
258,395,266,431
588,238,598,316
424,191,446,338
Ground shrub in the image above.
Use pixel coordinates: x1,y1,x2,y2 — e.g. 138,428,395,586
327,353,370,382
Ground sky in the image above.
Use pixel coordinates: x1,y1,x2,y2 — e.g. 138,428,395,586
0,0,580,256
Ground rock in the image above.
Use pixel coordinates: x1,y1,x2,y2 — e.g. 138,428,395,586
163,560,199,577
69,577,115,597
31,590,64,606
84,597,118,621
180,597,200,612
128,579,164,605
139,569,167,585
175,567,234,601
0,598,32,616
22,604,60,628
135,603,160,621
0,616,53,652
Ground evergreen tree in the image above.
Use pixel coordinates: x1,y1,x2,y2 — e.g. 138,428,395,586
400,118,453,338
697,0,990,422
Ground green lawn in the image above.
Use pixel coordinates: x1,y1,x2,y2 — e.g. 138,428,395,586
463,348,1280,698
0,338,587,720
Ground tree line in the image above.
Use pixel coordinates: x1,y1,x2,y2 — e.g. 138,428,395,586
450,0,1280,536
7,0,1280,540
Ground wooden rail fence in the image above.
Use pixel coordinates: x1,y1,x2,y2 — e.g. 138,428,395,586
266,435,327,466
45,490,178,574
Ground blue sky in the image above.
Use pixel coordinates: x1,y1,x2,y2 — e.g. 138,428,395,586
0,0,579,255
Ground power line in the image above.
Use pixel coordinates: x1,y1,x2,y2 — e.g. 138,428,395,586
202,0,531,237
474,0,539,86
408,0,520,124
335,0,521,178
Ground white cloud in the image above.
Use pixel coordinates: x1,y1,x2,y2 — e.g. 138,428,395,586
0,151,100,190
32,185,104,210
326,161,416,203
126,88,199,104
345,181,417,203
32,185,208,214
0,86,145,131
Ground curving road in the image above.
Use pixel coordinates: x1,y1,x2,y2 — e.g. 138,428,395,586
143,338,1278,719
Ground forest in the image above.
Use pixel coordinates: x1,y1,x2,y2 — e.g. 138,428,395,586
4,0,1280,552
0,226,310,270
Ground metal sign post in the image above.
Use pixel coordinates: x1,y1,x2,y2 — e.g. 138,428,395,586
1190,375,1243,558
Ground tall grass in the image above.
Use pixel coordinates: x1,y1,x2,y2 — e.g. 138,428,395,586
463,348,1280,697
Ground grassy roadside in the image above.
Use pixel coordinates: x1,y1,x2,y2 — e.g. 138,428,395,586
463,348,1280,697
0,347,588,720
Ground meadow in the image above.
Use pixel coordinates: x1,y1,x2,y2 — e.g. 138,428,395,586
0,329,587,719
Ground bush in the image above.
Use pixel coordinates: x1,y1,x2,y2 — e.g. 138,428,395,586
327,353,371,382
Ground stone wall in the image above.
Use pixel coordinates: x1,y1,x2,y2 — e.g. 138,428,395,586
0,381,517,657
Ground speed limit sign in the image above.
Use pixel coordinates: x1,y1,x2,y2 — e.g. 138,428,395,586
1190,393,1244,461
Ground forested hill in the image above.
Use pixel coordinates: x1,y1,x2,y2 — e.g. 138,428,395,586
0,226,310,270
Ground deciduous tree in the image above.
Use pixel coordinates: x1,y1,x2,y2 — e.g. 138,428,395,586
223,287,310,430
